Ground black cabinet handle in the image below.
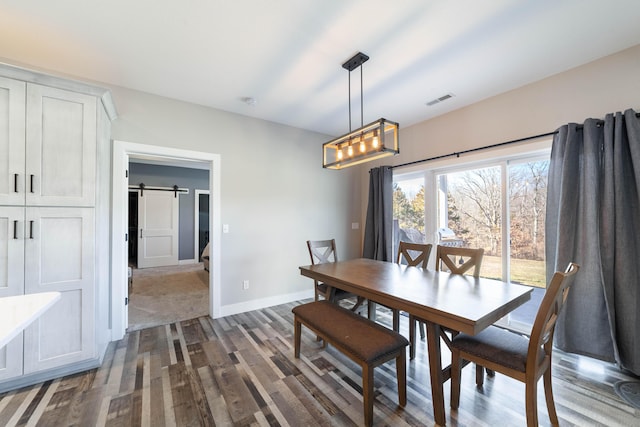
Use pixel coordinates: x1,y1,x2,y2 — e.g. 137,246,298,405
30,220,34,239
13,220,18,239
30,174,34,193
14,174,18,193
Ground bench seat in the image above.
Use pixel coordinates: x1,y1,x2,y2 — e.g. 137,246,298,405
293,300,408,426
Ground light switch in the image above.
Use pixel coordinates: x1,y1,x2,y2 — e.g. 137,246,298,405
223,224,229,233
352,222,360,230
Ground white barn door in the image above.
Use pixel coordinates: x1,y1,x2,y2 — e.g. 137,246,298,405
137,190,179,268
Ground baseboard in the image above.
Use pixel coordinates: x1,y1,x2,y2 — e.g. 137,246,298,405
178,258,197,265
219,289,314,318
0,358,102,394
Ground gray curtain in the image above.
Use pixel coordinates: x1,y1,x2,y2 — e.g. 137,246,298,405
546,109,640,374
363,166,393,261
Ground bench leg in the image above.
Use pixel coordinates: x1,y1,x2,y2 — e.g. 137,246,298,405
294,316,301,358
363,364,374,427
396,351,407,407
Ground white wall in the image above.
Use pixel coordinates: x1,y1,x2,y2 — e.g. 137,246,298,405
358,44,640,217
109,86,363,309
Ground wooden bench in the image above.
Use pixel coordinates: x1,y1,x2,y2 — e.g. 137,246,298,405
292,300,408,426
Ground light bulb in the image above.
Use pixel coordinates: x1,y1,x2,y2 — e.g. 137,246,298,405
347,145,353,156
359,139,365,153
337,148,343,160
372,135,379,149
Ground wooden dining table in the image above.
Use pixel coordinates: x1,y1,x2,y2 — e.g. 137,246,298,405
299,258,533,426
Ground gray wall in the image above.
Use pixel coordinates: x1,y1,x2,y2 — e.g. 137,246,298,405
359,44,640,220
109,86,362,308
129,162,209,260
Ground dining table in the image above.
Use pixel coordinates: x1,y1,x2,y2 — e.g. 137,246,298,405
299,258,532,426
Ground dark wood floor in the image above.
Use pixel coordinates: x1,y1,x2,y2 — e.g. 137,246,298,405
1,300,639,426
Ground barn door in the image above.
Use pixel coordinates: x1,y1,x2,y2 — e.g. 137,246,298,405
137,189,179,268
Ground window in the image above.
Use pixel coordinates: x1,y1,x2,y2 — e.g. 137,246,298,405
392,175,426,257
393,142,550,332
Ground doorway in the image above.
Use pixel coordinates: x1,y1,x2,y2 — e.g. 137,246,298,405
111,140,221,341
195,190,210,266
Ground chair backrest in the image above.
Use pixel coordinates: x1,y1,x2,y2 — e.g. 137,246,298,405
527,262,580,365
397,241,432,268
307,239,338,265
435,245,484,277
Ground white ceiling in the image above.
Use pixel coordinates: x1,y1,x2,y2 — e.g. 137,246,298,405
2,0,640,137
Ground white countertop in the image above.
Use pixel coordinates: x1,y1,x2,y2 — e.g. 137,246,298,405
0,292,61,348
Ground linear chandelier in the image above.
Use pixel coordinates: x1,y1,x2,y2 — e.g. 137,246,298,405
323,52,399,169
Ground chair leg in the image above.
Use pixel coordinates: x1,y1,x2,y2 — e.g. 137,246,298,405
351,296,366,313
543,365,559,426
294,317,301,358
396,352,407,407
363,364,374,427
525,378,539,427
450,349,462,409
367,300,376,320
392,309,400,332
419,321,425,339
409,315,416,360
475,363,484,387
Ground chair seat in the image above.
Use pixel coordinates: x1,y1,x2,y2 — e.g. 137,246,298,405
451,326,544,373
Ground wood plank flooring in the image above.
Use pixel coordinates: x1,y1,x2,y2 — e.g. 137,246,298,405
1,300,639,426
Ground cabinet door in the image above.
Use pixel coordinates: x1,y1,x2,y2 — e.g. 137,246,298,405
23,207,95,373
0,206,24,380
0,77,26,206
25,84,96,207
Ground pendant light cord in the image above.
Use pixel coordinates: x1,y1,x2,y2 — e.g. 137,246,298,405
348,70,352,132
360,65,364,128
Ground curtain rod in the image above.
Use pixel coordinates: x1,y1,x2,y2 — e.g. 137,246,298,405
391,131,557,170
390,111,639,170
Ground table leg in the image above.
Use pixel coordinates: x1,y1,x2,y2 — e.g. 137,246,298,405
425,321,446,426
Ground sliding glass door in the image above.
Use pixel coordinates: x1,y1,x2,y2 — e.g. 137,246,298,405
393,151,550,332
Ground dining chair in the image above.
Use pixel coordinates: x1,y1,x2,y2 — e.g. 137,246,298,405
408,245,485,360
450,262,579,427
386,241,432,332
306,239,365,312
435,245,484,276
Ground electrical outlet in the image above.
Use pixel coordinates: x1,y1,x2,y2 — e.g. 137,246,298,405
243,280,249,290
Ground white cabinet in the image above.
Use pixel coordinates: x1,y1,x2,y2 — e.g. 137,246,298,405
25,85,97,207
0,207,25,380
22,208,95,373
0,76,26,207
0,65,114,386
1,79,96,207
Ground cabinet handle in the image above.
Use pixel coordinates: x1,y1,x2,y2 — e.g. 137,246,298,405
13,220,18,239
14,174,18,193
140,228,143,239
30,220,34,239
30,174,34,193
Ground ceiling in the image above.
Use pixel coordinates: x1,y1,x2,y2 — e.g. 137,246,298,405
2,0,640,137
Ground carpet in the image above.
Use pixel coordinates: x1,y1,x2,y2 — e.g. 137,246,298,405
128,263,209,331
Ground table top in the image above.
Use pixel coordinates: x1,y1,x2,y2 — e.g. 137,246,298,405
300,258,532,335
0,292,61,348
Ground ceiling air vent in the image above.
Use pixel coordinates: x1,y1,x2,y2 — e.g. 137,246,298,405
426,93,454,106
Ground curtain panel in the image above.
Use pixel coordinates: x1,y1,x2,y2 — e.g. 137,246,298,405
546,109,640,374
363,166,393,262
